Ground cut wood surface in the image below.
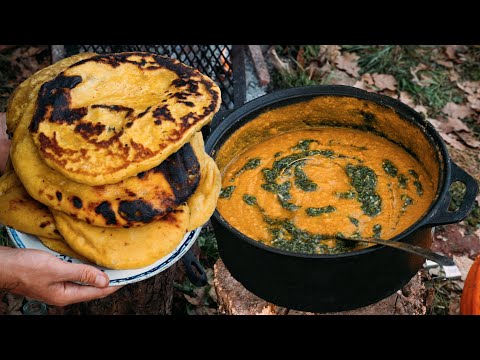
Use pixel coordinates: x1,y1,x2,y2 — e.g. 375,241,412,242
214,259,428,315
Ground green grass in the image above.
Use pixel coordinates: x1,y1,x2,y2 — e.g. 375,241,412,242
271,45,472,117
197,226,219,267
425,278,462,315
343,45,465,116
449,181,480,231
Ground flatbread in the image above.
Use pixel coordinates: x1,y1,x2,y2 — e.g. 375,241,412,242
186,133,221,231
29,52,221,185
38,236,87,261
0,169,61,239
52,204,190,269
6,53,96,135
13,106,201,227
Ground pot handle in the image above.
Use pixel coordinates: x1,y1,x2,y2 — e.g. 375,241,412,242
181,248,208,287
422,161,478,227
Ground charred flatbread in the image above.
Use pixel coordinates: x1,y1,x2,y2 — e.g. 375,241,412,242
12,100,202,227
28,52,221,185
6,53,96,135
52,204,190,269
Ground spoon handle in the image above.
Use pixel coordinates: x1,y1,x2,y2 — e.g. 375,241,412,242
342,237,461,279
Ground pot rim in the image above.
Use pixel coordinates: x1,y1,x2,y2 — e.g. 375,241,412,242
206,85,451,259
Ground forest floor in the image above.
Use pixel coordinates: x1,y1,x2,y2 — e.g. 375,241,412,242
0,45,479,315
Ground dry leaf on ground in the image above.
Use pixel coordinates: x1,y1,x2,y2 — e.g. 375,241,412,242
334,52,360,77
442,102,473,119
319,45,341,65
449,69,460,82
305,61,322,80
372,73,397,91
467,95,480,111
427,118,443,131
399,91,416,107
442,117,471,133
10,46,50,82
414,105,429,116
453,255,474,281
456,132,480,149
410,63,429,87
268,48,293,75
322,69,356,86
440,132,467,150
445,46,458,61
435,59,454,68
457,81,480,95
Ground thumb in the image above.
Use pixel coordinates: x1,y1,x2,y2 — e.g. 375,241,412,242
60,263,110,288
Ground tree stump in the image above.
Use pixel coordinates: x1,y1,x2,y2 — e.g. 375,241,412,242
48,264,178,315
214,259,429,315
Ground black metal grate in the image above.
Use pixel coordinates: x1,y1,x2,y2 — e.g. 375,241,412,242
64,45,245,111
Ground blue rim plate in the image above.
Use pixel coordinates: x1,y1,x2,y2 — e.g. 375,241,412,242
6,226,201,286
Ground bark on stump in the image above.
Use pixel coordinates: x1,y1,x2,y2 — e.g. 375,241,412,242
214,259,428,315
49,264,177,315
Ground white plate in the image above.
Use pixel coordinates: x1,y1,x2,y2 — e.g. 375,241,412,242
6,226,201,286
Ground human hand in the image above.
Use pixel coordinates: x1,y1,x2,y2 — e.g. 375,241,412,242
0,247,121,306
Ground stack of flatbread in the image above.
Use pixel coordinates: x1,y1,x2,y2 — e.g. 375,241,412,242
0,52,222,269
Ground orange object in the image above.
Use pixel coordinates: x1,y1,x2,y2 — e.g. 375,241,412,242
461,255,480,315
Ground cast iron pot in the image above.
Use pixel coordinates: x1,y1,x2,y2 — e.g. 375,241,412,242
205,85,478,313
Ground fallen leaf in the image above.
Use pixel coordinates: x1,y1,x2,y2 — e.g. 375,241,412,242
184,294,201,306
372,73,397,91
414,105,429,116
305,61,322,80
467,95,480,111
296,47,305,68
442,117,471,133
445,46,458,60
268,48,294,75
334,52,360,77
440,132,467,150
449,69,460,82
435,59,454,68
399,91,416,107
448,296,462,315
353,80,370,91
410,63,429,86
457,81,480,95
380,89,398,99
10,46,50,83
427,118,443,131
361,73,375,85
322,69,356,86
456,132,480,148
319,45,341,65
453,255,474,281
442,102,473,119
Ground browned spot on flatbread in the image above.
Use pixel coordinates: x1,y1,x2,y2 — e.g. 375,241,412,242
40,221,51,228
74,122,106,139
29,75,87,133
71,196,83,209
91,104,134,118
95,201,117,225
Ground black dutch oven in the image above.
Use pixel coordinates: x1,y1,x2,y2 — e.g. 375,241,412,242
204,85,478,313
